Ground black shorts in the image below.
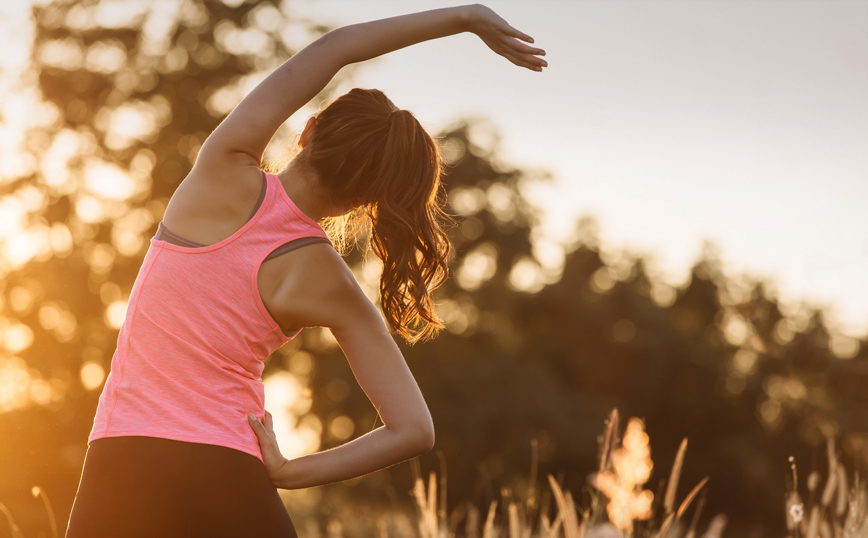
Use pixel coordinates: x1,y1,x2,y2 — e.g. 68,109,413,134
65,436,298,538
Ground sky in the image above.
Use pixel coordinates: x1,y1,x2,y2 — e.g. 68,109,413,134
291,0,868,338
0,0,864,338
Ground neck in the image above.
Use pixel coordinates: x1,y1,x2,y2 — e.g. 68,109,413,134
277,157,335,221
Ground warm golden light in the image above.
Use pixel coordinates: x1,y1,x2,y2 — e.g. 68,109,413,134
508,256,545,293
0,357,30,412
329,415,355,441
84,160,138,200
457,242,497,291
79,361,105,391
3,323,34,354
104,300,128,330
593,418,655,530
263,372,321,459
591,266,616,293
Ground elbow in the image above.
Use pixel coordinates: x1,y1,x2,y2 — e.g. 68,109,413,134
410,419,435,456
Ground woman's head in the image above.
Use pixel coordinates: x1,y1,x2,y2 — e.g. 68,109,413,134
295,88,451,344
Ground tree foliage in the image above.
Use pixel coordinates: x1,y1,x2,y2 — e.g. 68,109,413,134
0,1,865,537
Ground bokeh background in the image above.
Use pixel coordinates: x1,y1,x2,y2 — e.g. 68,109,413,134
0,0,865,536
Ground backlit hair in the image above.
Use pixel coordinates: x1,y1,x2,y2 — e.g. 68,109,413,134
302,88,451,344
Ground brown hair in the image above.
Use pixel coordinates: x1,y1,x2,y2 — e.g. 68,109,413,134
299,88,451,344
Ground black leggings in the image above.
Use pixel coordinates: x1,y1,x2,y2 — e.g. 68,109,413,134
65,436,298,538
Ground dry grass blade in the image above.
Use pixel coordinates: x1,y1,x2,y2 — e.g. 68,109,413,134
0,502,23,538
658,513,675,536
599,409,619,474
508,502,521,538
806,505,820,538
544,511,563,538
664,438,688,515
32,487,58,538
843,478,866,538
466,504,480,538
547,474,580,538
821,437,838,508
428,472,437,522
684,491,706,538
482,500,498,538
413,474,438,538
528,438,539,511
836,463,849,518
676,476,709,519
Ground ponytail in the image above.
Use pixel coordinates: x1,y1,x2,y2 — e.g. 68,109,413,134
305,89,451,344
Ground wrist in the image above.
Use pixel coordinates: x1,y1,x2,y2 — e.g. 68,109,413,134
273,457,299,490
457,4,483,33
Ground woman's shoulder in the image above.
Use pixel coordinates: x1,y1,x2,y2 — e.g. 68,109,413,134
161,161,263,246
268,244,380,331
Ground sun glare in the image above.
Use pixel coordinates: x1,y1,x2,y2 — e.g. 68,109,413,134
80,361,106,391
104,300,128,330
263,371,321,459
84,160,138,200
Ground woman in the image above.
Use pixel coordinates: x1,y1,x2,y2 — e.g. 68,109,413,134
65,4,546,537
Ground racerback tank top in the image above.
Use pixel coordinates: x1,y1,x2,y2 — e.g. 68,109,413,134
88,171,331,461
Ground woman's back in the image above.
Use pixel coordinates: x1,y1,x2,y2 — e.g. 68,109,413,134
88,170,331,461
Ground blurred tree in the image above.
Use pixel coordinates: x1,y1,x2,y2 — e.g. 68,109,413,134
1,1,866,537
297,121,868,536
0,0,340,534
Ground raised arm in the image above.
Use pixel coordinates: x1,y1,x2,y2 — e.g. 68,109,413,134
197,4,546,170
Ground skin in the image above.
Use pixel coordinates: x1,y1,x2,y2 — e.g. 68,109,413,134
161,4,546,490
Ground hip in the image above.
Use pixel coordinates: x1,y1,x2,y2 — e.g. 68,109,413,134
65,436,296,538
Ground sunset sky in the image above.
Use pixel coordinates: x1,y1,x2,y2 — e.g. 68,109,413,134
288,0,868,337
1,0,866,337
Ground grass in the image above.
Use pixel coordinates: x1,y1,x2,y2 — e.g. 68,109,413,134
784,437,868,538
5,408,868,537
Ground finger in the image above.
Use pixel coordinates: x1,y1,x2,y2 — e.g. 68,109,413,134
497,33,545,56
505,25,534,43
502,50,543,71
248,413,268,439
510,49,547,70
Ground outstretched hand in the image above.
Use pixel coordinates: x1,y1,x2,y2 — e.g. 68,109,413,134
466,4,547,72
248,411,289,487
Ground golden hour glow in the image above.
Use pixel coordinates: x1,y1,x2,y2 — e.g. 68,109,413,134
0,2,864,535
104,300,127,330
0,198,26,239
449,186,486,216
457,242,497,291
3,323,34,354
84,160,138,200
263,372,321,459
593,418,655,530
329,415,354,441
38,303,61,330
8,287,34,313
85,243,115,275
48,222,73,255
591,266,616,293
79,361,105,391
508,256,545,293
287,351,313,376
40,130,81,189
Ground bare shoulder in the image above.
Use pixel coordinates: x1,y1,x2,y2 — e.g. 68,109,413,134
162,157,263,243
271,244,383,333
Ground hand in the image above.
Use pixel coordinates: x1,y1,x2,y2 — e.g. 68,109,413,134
248,410,289,487
465,4,547,72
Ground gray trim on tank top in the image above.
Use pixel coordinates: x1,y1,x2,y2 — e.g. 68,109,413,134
154,171,331,259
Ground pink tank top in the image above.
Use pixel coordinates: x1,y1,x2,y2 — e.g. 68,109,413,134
88,171,331,461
